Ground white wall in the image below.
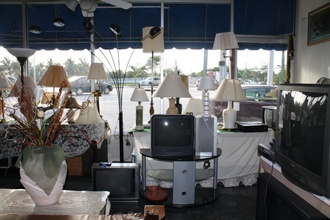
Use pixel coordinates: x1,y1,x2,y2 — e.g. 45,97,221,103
295,0,330,83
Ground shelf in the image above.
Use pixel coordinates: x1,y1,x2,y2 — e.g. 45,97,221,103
141,186,220,207
147,169,214,182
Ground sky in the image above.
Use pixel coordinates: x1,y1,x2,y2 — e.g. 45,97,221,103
0,46,285,75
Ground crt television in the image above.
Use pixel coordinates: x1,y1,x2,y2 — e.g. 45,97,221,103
92,162,140,204
275,84,330,198
151,114,195,158
262,105,277,130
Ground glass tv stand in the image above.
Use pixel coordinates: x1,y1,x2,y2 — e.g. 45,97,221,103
140,148,222,207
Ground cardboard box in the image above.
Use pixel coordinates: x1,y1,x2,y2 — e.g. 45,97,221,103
66,147,93,176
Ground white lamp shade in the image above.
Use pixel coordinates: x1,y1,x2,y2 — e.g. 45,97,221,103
183,98,203,115
153,75,191,98
198,75,216,90
213,32,239,50
38,65,70,88
74,102,103,124
0,73,13,89
130,88,149,102
88,63,107,80
213,79,246,101
6,48,36,58
142,26,164,53
8,76,36,98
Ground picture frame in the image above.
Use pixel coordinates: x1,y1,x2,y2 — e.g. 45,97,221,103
308,2,330,46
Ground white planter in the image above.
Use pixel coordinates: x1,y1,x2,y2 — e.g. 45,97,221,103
20,161,67,206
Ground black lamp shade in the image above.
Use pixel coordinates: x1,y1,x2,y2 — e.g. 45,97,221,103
149,27,161,39
82,20,94,31
53,17,65,27
29,25,42,34
109,24,121,36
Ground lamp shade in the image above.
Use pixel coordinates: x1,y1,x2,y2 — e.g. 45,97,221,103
213,32,239,50
213,79,246,101
88,63,107,80
38,65,70,88
142,26,164,53
198,76,216,91
6,48,36,58
65,97,80,108
8,76,36,99
153,75,191,98
183,98,203,115
0,73,13,89
130,88,149,102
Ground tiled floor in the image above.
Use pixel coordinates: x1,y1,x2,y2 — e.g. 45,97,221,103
0,166,257,219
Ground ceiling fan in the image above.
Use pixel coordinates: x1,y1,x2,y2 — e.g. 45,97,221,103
65,0,132,17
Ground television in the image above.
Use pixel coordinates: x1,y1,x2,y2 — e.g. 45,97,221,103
262,105,277,130
92,162,140,204
275,84,330,198
151,114,195,158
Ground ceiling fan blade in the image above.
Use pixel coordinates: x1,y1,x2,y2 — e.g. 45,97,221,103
101,0,132,9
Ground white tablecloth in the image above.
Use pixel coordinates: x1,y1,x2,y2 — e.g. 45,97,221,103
133,129,273,187
0,189,110,215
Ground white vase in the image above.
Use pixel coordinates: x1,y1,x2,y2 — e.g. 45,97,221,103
20,161,67,205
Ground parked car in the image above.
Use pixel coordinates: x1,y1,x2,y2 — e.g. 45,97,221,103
211,85,277,121
68,76,113,95
139,77,161,86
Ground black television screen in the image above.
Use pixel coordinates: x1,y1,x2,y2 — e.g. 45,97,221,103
275,84,330,198
151,114,195,158
92,162,140,204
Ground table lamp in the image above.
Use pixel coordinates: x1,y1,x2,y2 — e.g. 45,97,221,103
198,75,216,117
213,79,246,129
153,74,191,114
87,63,107,113
38,65,71,105
65,97,80,123
142,26,164,117
213,32,239,79
130,87,149,131
0,73,13,122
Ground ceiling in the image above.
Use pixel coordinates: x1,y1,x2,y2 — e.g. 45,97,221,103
0,0,296,51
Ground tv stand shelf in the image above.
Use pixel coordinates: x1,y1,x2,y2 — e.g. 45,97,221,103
146,169,214,182
140,148,222,207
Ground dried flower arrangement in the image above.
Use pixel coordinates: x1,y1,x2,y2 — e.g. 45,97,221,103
8,81,70,147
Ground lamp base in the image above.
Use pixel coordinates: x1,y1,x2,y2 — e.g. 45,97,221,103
166,98,178,115
222,101,237,129
135,104,144,131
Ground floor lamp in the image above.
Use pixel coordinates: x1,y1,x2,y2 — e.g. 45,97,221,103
6,48,36,95
213,32,239,80
87,63,107,114
142,26,164,118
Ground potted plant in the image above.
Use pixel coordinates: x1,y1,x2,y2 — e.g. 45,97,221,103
8,80,71,205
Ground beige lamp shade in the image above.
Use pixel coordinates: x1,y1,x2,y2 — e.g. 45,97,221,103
213,79,246,101
8,76,36,99
142,26,164,53
213,32,239,50
65,97,80,108
266,88,279,97
74,101,103,124
87,63,107,80
183,98,203,115
38,65,71,88
130,88,149,102
198,75,216,91
153,75,191,98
